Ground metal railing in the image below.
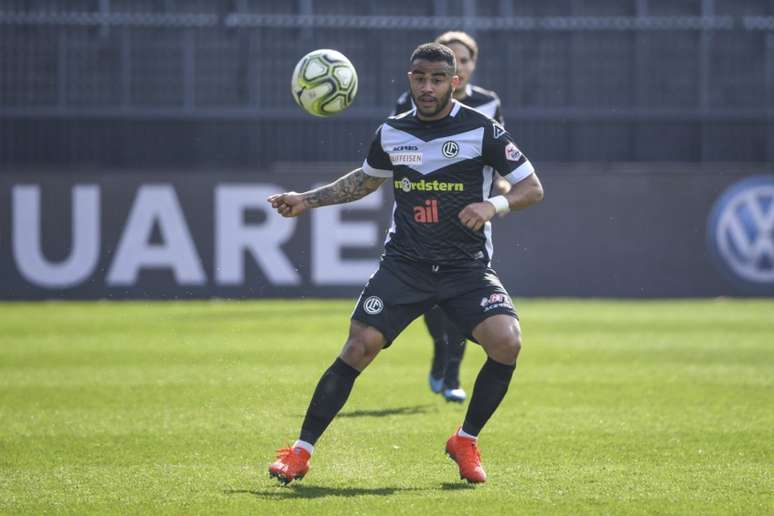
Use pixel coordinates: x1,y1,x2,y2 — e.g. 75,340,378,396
1,1,773,163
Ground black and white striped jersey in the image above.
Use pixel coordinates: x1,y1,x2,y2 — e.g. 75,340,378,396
363,100,534,268
393,84,504,126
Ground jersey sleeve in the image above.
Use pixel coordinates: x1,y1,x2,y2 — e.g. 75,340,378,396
391,91,413,116
362,125,393,178
483,122,534,184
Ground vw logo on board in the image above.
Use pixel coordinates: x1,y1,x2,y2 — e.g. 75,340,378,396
707,175,774,288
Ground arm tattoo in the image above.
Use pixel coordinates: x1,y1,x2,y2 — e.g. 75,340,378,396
303,168,386,208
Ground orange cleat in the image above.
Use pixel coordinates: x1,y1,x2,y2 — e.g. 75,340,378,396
268,446,311,485
445,432,487,483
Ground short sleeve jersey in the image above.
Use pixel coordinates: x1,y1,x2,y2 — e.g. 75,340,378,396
363,100,534,267
393,84,504,126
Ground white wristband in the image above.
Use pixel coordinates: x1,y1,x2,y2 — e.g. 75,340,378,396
486,195,510,215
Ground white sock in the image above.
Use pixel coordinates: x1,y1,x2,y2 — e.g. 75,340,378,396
293,440,314,455
457,428,478,440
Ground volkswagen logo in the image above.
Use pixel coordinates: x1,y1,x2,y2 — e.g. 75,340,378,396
707,176,774,287
363,296,384,314
441,141,459,158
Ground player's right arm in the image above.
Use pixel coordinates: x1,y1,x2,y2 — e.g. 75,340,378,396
268,124,393,218
267,168,385,218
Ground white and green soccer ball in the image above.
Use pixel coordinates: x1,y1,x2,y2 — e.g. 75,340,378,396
291,49,358,117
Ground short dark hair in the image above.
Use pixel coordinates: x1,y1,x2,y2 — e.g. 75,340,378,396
435,31,478,61
409,43,456,73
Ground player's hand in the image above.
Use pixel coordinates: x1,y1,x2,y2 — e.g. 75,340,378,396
458,201,496,231
267,192,307,217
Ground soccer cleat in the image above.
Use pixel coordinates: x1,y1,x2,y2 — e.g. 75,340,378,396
429,373,444,394
443,387,467,403
445,432,487,483
268,446,310,485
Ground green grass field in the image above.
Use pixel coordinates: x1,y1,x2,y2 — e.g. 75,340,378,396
1,299,772,515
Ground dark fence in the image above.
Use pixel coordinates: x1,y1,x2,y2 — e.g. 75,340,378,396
2,163,772,299
1,0,774,167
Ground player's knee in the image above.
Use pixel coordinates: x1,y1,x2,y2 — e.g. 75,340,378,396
494,323,522,361
340,325,385,368
508,330,522,358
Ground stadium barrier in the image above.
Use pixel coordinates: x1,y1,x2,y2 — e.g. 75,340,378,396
1,163,772,300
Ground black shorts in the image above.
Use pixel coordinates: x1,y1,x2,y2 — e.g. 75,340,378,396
351,257,518,347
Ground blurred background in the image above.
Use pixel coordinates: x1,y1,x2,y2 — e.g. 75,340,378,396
1,0,773,299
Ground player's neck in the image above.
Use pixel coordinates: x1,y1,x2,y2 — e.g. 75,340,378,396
416,100,455,122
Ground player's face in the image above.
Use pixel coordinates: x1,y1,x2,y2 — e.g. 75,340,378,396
446,42,476,96
408,59,460,120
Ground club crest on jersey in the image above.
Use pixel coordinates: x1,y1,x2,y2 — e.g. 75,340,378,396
441,141,460,158
505,142,522,162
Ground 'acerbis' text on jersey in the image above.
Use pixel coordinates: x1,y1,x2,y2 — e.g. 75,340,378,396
362,101,534,268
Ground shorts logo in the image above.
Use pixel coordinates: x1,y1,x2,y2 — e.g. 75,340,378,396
505,142,522,162
707,175,774,287
441,141,459,158
480,293,510,312
363,296,384,314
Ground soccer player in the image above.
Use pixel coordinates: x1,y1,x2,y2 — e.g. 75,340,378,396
394,31,510,403
267,43,543,484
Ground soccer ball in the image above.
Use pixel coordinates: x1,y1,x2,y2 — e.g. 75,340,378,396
291,49,358,117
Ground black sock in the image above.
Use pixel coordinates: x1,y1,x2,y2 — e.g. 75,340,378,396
424,307,448,378
299,358,360,445
462,357,516,436
443,321,466,389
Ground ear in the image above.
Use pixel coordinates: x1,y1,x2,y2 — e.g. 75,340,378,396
451,74,461,88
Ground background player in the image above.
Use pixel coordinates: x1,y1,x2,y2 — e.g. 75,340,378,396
267,43,543,485
394,31,511,403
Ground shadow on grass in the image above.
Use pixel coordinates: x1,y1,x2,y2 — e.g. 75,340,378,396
440,482,476,490
225,484,428,499
336,404,435,418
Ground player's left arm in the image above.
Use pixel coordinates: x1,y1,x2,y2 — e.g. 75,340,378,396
458,173,543,231
458,124,544,231
491,98,509,195
493,172,511,195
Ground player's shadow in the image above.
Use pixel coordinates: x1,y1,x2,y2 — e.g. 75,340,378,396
225,484,428,499
294,404,434,419
440,482,476,490
336,404,435,418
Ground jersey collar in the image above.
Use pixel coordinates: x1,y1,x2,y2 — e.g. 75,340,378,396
450,100,462,117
